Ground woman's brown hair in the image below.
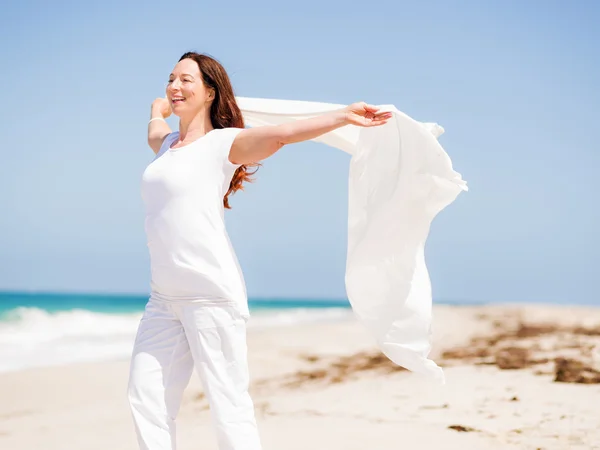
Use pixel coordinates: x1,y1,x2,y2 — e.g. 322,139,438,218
178,52,259,209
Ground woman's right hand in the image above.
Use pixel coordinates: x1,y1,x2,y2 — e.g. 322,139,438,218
151,97,172,119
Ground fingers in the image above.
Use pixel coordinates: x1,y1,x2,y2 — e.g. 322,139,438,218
348,102,393,127
364,109,389,121
362,103,379,113
364,112,393,127
372,112,393,123
361,103,393,121
374,111,392,119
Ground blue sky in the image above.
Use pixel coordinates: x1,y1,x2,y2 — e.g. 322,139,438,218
0,0,598,304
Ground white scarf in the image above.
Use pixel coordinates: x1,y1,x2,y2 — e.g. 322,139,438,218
236,97,468,383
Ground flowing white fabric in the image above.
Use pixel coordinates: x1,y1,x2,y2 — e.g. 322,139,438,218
236,97,468,383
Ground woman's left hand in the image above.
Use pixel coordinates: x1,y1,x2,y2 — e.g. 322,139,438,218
343,102,393,127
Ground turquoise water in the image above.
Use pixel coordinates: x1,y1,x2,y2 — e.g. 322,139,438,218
0,290,352,317
0,290,590,373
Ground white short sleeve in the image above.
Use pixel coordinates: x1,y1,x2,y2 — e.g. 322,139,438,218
153,132,178,160
215,127,244,170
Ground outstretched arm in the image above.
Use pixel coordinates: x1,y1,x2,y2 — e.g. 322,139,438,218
148,98,172,154
229,102,392,165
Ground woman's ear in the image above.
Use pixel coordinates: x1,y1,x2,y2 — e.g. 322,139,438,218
207,88,215,103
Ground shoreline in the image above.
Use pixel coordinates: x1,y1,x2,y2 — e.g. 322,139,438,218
2,302,600,375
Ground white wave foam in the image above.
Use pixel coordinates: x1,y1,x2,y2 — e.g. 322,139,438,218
0,307,143,373
0,306,352,373
247,308,354,328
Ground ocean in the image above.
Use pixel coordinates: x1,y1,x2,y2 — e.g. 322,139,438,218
0,291,355,373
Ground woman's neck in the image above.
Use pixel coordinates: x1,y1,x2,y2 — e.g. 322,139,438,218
178,109,214,142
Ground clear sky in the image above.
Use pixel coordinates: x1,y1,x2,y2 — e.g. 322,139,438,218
0,0,598,303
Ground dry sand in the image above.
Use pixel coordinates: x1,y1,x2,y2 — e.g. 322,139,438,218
1,304,599,450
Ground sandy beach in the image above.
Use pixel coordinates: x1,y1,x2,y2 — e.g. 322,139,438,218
1,304,599,450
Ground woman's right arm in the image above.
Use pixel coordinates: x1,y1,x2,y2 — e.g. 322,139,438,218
148,98,172,154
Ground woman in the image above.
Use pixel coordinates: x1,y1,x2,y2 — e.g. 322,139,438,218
128,51,392,450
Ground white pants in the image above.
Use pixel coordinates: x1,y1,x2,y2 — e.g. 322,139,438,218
127,298,262,450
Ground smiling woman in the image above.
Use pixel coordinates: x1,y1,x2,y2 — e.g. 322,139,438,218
148,52,260,210
131,51,392,450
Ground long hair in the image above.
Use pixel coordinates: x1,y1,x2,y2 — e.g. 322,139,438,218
178,52,259,209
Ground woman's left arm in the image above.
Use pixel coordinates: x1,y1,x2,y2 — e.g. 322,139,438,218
229,102,392,165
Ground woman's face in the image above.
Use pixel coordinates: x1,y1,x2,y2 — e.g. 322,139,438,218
166,59,213,117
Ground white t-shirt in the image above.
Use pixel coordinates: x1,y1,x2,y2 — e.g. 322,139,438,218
140,127,248,316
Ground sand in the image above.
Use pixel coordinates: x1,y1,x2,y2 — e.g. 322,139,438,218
1,304,599,450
